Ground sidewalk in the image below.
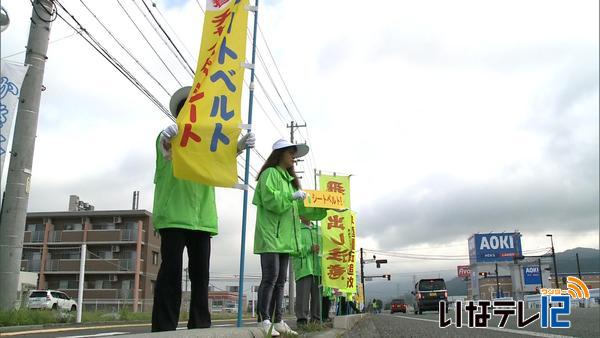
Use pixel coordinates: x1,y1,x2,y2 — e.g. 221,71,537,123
125,315,365,337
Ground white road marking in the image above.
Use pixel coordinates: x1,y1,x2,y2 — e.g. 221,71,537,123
60,332,129,338
391,314,576,338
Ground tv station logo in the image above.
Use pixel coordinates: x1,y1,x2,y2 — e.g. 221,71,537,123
439,276,590,329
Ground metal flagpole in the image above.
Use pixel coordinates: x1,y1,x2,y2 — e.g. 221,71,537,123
315,169,324,322
237,0,260,328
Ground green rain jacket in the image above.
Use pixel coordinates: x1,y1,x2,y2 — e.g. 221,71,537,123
292,223,326,281
253,166,325,254
152,135,218,235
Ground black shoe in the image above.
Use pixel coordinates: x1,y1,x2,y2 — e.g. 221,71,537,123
296,319,308,327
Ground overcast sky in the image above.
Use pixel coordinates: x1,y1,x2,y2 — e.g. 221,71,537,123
1,0,598,283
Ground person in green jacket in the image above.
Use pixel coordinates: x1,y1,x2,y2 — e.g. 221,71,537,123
293,214,326,326
151,86,255,332
253,139,310,337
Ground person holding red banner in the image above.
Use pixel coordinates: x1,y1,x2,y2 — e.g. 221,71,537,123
151,86,255,332
253,139,318,336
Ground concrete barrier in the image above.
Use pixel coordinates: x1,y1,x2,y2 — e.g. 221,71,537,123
333,314,366,330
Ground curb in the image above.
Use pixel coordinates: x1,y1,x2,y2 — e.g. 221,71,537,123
0,320,150,333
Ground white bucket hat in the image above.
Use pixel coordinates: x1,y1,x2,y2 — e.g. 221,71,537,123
169,86,192,117
272,139,309,158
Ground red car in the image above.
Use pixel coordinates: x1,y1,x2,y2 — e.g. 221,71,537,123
390,299,407,314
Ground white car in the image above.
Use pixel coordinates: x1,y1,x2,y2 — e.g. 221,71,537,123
28,290,77,311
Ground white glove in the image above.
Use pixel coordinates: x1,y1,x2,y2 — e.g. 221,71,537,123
237,132,256,154
159,124,178,160
292,190,307,201
161,124,178,140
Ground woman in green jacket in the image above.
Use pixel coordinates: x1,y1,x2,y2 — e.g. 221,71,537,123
151,86,255,332
253,139,310,336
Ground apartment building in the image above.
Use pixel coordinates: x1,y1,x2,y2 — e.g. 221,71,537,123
21,196,161,312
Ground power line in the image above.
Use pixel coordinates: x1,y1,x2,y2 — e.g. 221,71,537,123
1,30,81,60
115,0,183,87
54,1,173,121
151,1,196,62
134,0,195,76
77,0,171,96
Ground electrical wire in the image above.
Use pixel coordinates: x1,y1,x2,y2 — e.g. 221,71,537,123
30,0,58,23
78,0,171,96
133,0,195,76
1,30,81,60
54,2,174,121
151,1,196,62
115,0,184,87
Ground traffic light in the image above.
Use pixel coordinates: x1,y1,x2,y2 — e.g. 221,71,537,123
478,272,488,277
383,274,391,280
375,259,388,268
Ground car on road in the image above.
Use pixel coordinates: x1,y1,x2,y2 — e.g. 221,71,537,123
390,298,407,314
412,278,448,315
28,290,77,311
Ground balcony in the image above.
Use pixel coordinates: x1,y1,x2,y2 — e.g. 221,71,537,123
21,259,41,272
45,259,137,272
49,230,84,243
24,231,44,243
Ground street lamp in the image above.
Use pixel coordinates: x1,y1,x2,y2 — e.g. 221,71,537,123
546,234,560,288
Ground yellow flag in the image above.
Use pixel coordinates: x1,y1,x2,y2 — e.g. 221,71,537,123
319,175,351,209
321,210,356,291
172,0,249,187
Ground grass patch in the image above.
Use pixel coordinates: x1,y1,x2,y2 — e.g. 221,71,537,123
0,309,69,327
297,321,330,333
1,308,254,327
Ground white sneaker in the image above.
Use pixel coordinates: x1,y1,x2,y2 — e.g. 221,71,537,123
260,319,280,337
274,321,298,335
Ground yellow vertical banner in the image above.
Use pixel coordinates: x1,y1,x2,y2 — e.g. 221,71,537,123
319,175,351,209
321,210,356,291
341,211,357,293
172,0,249,187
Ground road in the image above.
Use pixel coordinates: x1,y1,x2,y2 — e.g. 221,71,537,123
344,307,600,338
4,308,599,337
0,318,264,338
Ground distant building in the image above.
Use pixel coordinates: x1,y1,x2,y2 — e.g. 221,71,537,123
21,195,160,312
467,273,600,300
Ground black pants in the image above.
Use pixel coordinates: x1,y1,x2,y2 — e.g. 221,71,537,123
322,297,331,320
151,228,211,332
257,253,289,323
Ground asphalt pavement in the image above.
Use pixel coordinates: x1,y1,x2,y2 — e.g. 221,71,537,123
344,307,600,338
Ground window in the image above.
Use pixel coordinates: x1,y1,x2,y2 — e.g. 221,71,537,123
59,280,68,289
26,224,44,232
64,223,82,231
93,223,115,230
124,222,138,230
122,280,132,290
95,280,103,289
152,251,159,265
150,280,156,293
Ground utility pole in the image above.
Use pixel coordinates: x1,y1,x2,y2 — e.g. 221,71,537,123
76,244,87,323
0,0,54,311
287,121,307,179
576,253,582,280
538,258,544,290
286,121,306,314
546,234,560,288
495,263,500,298
360,248,365,309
